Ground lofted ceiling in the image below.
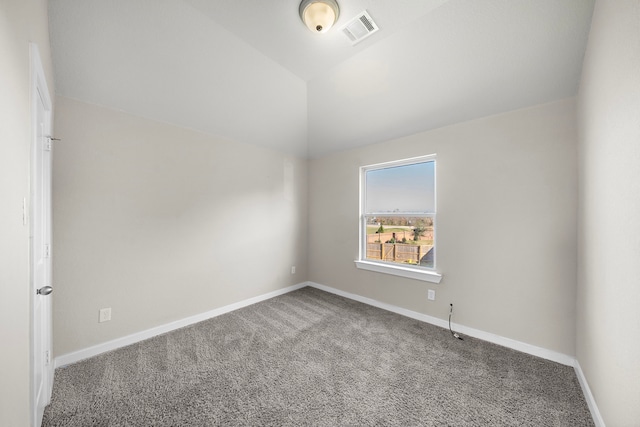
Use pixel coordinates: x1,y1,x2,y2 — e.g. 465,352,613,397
48,0,595,158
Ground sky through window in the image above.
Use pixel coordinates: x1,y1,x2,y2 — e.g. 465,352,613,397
365,161,435,213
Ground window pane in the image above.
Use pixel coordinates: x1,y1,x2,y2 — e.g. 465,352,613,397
365,161,435,214
365,216,434,268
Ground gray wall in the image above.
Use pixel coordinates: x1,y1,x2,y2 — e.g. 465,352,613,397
576,0,640,425
0,0,54,425
309,99,579,356
52,97,308,356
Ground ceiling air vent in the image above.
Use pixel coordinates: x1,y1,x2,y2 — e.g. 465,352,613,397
342,10,379,45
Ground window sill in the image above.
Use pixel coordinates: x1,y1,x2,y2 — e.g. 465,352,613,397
354,260,442,283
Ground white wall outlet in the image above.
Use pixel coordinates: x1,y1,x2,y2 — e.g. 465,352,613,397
291,266,296,274
427,289,436,301
99,307,111,323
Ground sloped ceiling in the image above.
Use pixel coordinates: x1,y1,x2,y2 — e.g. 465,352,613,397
48,0,595,158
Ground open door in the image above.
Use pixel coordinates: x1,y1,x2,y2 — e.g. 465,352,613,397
30,43,54,427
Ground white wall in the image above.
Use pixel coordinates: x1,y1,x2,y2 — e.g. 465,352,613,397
576,0,640,425
309,99,578,356
52,97,308,356
0,0,54,425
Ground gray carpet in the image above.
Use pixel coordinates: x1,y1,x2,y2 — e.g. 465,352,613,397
43,287,594,426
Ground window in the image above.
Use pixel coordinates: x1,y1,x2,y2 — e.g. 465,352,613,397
355,155,442,283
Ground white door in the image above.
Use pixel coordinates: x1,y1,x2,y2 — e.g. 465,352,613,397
31,43,54,427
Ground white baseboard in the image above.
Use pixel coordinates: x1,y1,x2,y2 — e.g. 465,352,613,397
54,279,603,426
574,361,606,427
307,281,575,366
54,282,308,368
307,281,606,425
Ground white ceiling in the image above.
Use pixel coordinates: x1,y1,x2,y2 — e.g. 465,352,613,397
48,0,595,158
182,0,450,81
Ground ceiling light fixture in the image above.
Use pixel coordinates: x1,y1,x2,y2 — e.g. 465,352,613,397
299,0,340,34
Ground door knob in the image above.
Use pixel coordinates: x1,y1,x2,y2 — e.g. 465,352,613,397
37,286,53,296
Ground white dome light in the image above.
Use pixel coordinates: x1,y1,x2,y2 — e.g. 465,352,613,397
299,0,340,34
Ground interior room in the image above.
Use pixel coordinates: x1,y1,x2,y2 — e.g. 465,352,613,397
1,0,638,426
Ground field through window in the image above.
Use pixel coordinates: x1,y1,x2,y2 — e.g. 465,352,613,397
365,216,434,268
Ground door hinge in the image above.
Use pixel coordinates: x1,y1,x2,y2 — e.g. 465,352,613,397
44,136,60,151
44,243,50,258
45,350,50,365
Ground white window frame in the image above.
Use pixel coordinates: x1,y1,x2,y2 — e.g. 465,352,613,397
354,154,442,283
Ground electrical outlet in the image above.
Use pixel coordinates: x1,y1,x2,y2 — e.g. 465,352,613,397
99,307,111,323
427,289,436,301
291,266,296,274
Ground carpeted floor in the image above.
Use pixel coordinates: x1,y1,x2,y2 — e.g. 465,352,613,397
43,287,594,426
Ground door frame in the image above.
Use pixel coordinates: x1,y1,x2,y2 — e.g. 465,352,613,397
30,42,53,427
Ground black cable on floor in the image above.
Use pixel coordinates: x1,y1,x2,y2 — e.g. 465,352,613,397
449,304,463,340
